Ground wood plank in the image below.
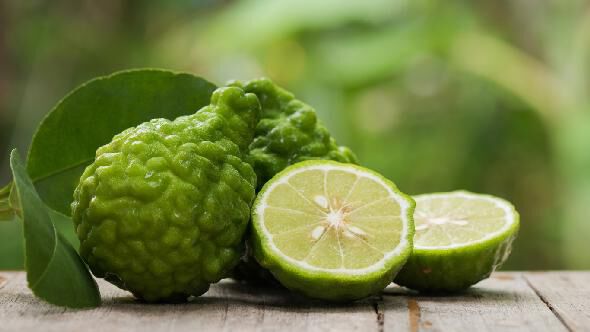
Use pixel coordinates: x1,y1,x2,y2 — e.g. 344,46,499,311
0,272,378,332
380,272,569,332
3,271,585,332
214,282,379,331
524,271,590,331
376,294,409,331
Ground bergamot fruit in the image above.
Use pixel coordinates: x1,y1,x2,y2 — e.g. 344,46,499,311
71,86,260,302
229,78,357,189
250,160,414,301
227,78,358,284
394,191,519,292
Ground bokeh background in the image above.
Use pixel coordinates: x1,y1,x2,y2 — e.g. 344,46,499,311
1,0,589,270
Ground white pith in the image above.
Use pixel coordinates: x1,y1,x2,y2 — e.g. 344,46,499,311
255,164,412,275
304,194,370,241
413,192,518,250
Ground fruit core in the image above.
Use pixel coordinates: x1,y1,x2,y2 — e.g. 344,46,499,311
310,194,368,241
415,214,469,231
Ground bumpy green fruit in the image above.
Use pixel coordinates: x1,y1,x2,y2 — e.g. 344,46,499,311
227,78,358,284
72,87,260,302
229,78,358,190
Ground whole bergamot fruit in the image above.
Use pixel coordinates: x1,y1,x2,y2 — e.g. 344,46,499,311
71,86,260,302
226,78,358,284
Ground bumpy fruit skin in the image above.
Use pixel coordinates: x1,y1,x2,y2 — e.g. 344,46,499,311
229,78,358,189
226,78,358,284
71,87,260,302
394,209,519,293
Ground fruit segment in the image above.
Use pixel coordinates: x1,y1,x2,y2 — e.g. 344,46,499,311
261,166,407,271
394,191,519,293
251,160,414,301
413,192,514,248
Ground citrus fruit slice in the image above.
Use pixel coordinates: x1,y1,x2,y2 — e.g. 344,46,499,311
250,160,415,301
394,191,519,292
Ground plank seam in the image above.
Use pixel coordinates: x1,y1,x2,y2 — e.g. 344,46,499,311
372,299,384,332
524,275,573,332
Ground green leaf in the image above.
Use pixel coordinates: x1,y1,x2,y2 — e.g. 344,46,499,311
10,149,101,308
26,69,217,215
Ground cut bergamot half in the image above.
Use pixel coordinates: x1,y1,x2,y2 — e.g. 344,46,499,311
250,160,415,301
394,191,519,292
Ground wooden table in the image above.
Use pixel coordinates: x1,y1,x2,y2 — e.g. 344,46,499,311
0,271,588,331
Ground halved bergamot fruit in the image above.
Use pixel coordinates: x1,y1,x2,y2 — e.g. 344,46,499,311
250,160,415,301
394,191,519,292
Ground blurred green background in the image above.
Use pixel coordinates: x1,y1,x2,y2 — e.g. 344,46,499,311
1,0,589,270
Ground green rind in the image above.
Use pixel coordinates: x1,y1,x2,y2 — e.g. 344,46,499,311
394,191,520,292
251,160,415,301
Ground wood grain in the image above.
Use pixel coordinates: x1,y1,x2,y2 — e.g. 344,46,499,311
381,273,568,332
1,272,587,332
524,271,590,331
0,272,377,332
